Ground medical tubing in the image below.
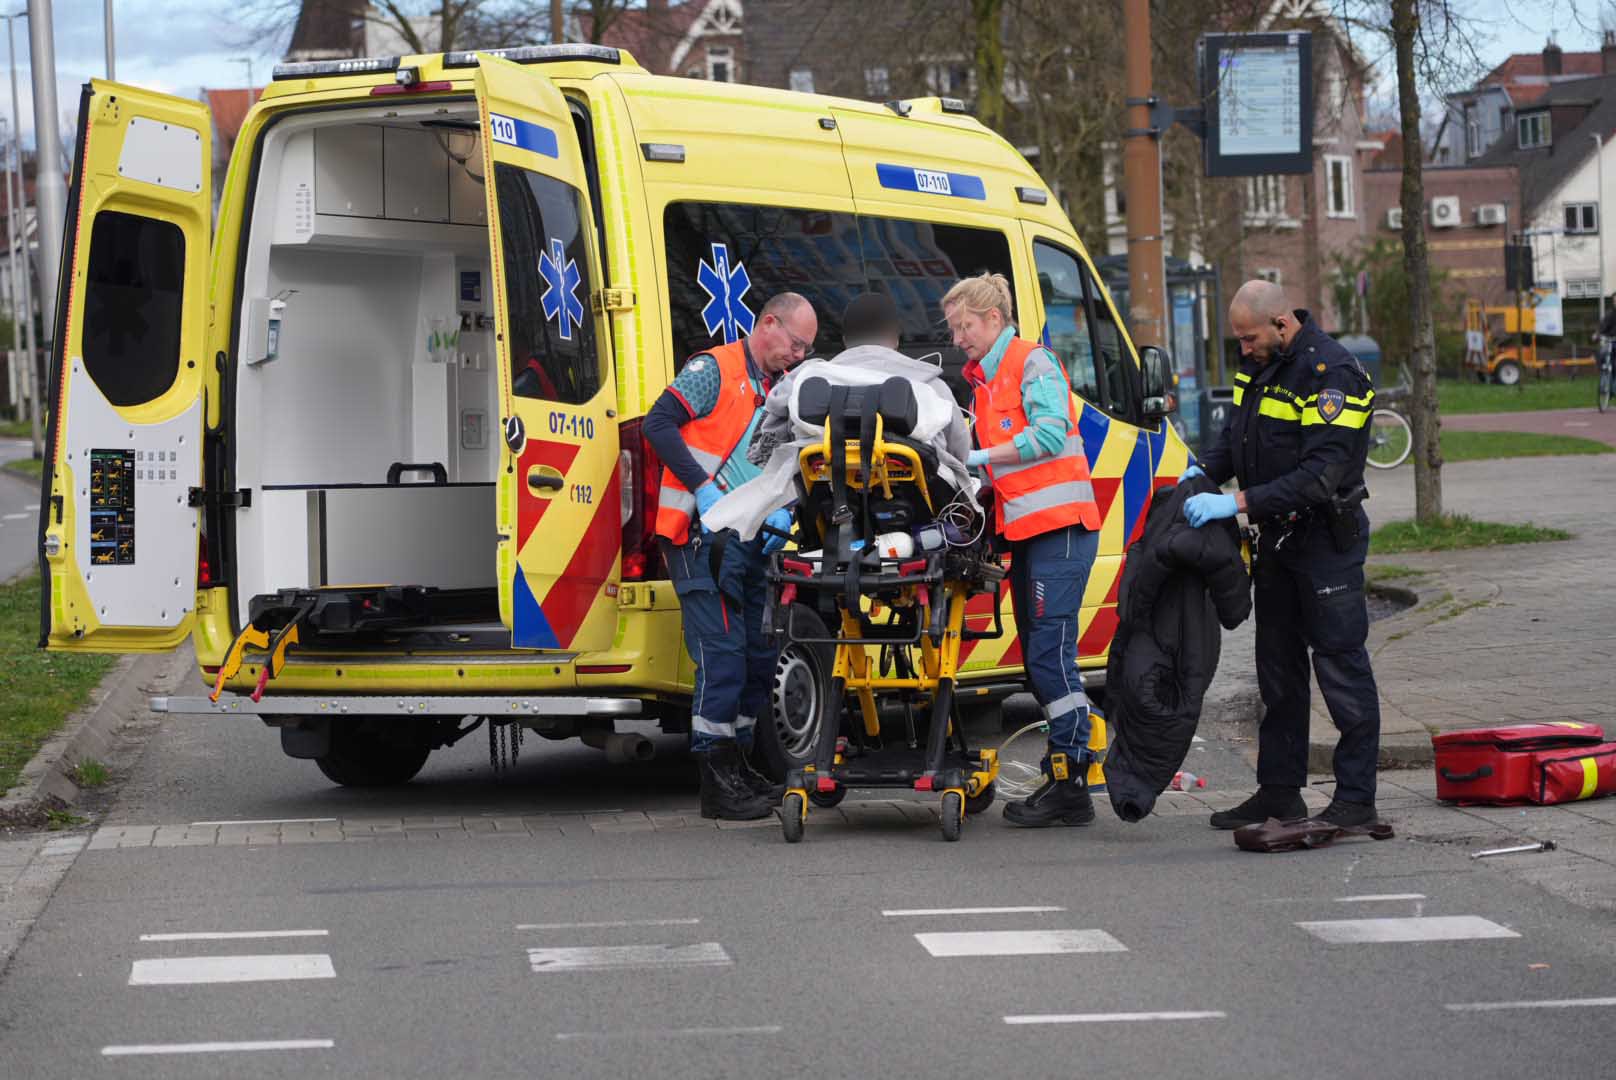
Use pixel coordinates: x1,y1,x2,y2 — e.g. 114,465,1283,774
994,718,1052,798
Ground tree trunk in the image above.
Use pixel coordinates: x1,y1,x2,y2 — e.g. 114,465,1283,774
1391,0,1443,522
971,0,1006,131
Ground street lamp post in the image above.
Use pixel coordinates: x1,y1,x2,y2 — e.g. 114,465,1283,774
103,0,113,79
4,10,39,454
26,0,66,355
0,115,17,416
1595,132,1606,333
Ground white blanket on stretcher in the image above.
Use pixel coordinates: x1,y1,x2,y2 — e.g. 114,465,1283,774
702,345,979,539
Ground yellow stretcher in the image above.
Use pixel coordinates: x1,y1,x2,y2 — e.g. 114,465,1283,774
764,383,1006,842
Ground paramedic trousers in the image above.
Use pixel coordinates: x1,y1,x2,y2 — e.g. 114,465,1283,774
662,533,777,754
1008,524,1099,761
1253,519,1381,804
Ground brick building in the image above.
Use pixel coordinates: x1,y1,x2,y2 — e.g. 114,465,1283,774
1362,164,1522,310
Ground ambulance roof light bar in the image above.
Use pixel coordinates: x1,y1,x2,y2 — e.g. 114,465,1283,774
272,55,402,81
442,44,622,68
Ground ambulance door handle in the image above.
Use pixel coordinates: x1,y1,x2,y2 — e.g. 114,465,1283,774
388,462,447,485
527,466,564,496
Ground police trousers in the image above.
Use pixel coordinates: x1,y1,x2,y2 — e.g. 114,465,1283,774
1008,524,1099,761
662,534,777,754
1253,520,1381,803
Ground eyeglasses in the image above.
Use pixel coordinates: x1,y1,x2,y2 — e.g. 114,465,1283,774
775,316,813,356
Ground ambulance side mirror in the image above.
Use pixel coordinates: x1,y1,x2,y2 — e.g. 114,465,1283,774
1138,345,1177,421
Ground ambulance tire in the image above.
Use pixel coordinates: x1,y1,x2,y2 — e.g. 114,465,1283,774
758,605,836,781
314,721,432,787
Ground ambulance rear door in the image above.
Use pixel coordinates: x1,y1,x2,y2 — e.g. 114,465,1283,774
475,56,622,652
39,81,211,653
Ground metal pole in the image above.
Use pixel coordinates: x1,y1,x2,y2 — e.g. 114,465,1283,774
1,116,16,416
550,0,563,44
1121,0,1166,349
1596,133,1606,330
8,12,39,454
102,0,112,79
27,0,66,352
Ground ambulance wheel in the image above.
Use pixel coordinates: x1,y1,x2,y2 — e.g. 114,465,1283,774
1494,360,1522,386
314,722,430,787
809,785,847,809
965,783,996,815
940,791,964,841
781,792,807,843
759,605,835,780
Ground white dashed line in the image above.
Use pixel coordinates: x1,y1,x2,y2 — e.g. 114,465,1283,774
1334,894,1427,903
914,930,1128,957
555,1025,782,1042
1446,997,1616,1012
102,1040,334,1056
883,906,1066,917
1005,1011,1226,1025
527,943,731,973
139,930,329,942
2,512,27,520
129,954,336,985
517,918,701,931
1296,916,1519,944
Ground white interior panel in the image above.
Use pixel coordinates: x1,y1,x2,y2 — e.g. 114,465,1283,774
446,131,487,225
322,487,497,588
314,124,383,217
384,127,450,222
118,116,204,194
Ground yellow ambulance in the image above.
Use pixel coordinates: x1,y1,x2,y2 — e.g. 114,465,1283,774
38,44,1189,785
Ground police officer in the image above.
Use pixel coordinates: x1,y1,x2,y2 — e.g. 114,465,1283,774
943,272,1104,828
1184,280,1381,829
644,292,818,820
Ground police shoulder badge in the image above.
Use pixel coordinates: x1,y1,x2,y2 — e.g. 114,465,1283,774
1317,388,1346,424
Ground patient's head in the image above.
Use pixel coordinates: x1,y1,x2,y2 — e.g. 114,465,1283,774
842,292,901,350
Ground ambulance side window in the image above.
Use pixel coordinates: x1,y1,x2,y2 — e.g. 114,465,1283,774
81,211,185,407
1084,274,1133,418
494,163,601,405
1031,240,1103,410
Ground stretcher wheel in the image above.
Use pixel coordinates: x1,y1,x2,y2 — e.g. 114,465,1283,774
781,792,806,844
939,791,964,842
809,785,846,809
964,783,996,816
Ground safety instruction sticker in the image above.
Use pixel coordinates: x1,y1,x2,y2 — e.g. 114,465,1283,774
89,449,136,565
487,113,559,159
876,163,987,200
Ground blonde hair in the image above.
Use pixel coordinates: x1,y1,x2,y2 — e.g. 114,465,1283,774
942,272,1014,325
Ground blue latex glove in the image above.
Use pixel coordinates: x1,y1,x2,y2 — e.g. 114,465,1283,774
694,480,723,517
965,448,990,467
1179,464,1204,483
1184,492,1238,528
761,508,792,554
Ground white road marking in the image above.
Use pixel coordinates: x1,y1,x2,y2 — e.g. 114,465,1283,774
25,503,38,511
2,512,27,520
527,943,731,973
129,954,336,985
517,918,701,931
1446,997,1616,1012
1334,893,1427,903
139,930,329,942
1005,1011,1226,1025
883,906,1066,917
102,1040,334,1056
555,1025,782,1042
1191,735,1207,743
1296,916,1519,944
914,930,1128,958
189,817,337,826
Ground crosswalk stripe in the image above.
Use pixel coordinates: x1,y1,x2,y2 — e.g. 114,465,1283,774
1005,1011,1225,1025
527,943,731,973
102,1040,334,1056
1334,894,1426,903
883,906,1065,917
1446,997,1616,1012
518,918,701,930
129,954,336,985
556,1026,782,1041
139,930,329,942
914,930,1127,958
1296,916,1519,944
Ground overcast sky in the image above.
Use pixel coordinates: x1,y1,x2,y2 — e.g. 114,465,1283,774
0,0,1612,147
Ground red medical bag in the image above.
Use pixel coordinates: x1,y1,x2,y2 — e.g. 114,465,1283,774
1432,722,1616,805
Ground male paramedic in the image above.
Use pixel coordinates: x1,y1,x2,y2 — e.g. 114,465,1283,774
646,292,819,821
943,272,1103,828
1183,280,1382,830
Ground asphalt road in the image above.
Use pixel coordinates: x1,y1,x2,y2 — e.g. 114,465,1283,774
0,437,41,582
2,701,1614,1078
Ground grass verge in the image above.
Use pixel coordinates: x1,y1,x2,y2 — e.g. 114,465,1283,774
0,420,32,438
1435,377,1598,415
1370,514,1571,555
1440,430,1612,462
0,574,117,797
2,457,42,480
1366,563,1429,582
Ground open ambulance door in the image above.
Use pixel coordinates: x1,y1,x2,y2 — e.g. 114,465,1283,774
475,57,622,652
39,81,210,653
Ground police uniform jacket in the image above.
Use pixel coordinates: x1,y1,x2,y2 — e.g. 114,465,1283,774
1198,310,1373,524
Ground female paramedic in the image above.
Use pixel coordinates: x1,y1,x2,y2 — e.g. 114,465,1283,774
943,273,1104,828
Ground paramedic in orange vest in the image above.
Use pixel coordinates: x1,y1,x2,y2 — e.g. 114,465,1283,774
944,272,1104,828
645,291,818,821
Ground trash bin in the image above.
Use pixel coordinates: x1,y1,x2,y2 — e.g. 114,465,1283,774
1337,334,1383,388
1197,386,1235,458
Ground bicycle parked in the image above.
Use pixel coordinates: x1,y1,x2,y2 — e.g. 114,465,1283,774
1365,363,1412,469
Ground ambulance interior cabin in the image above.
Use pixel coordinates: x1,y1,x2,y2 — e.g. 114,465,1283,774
231,101,526,642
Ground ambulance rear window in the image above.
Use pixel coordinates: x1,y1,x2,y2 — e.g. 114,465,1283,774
81,210,185,407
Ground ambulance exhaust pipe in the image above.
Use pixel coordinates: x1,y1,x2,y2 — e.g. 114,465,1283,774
582,728,655,764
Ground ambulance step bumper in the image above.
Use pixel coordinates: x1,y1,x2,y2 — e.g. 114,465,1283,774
152,694,644,718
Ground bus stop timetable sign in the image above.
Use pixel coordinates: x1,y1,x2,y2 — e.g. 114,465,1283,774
1199,32,1313,178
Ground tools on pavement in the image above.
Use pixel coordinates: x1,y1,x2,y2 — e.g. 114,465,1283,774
1471,840,1557,859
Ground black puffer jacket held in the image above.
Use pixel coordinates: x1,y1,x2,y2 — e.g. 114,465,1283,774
1104,476,1252,822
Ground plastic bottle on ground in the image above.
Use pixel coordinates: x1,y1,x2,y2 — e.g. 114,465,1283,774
1171,770,1205,791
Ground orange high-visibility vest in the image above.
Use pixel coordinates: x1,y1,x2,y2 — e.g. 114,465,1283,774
654,340,761,545
972,336,1101,541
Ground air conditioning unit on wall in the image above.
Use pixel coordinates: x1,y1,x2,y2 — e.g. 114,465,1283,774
1475,203,1507,226
1431,195,1461,228
1385,207,1403,229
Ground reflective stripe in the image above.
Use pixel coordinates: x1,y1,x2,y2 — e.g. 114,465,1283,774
1233,371,1251,384
1301,406,1371,429
1578,757,1599,800
688,446,724,472
735,714,756,734
692,715,735,738
1043,690,1088,721
1004,480,1097,520
995,432,1085,477
1304,391,1374,407
662,487,695,511
1256,397,1303,422
1232,385,1244,406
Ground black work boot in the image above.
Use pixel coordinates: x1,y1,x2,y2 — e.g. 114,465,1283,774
1313,798,1378,828
696,743,773,821
1003,752,1095,828
1209,785,1308,830
735,742,785,803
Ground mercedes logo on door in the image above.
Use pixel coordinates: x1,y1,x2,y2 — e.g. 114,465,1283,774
504,415,526,455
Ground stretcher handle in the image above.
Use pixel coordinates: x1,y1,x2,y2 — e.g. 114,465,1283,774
1438,764,1494,783
387,461,448,485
